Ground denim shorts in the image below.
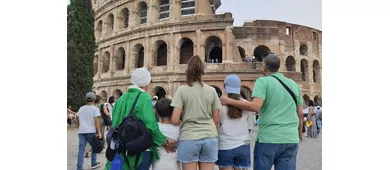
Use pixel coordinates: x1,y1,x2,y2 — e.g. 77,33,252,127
177,137,218,163
216,144,251,169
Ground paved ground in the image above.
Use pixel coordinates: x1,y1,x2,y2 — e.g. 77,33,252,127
68,126,321,170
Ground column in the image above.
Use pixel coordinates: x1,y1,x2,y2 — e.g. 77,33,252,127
224,27,232,63
195,0,213,16
148,0,159,24
125,41,131,74
144,35,151,67
170,0,181,20
195,29,202,56
169,33,176,66
109,45,115,74
130,2,139,27
97,48,102,79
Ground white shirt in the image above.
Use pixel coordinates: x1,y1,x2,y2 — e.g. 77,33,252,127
77,105,100,134
105,103,113,119
218,103,251,150
152,123,180,170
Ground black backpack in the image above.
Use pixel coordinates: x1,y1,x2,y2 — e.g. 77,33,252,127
106,92,154,167
100,103,112,126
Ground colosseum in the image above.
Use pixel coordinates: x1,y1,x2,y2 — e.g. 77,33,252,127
91,0,322,107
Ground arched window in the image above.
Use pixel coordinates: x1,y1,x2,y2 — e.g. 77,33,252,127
238,46,245,62
300,44,308,56
96,20,103,40
179,38,194,64
134,44,144,68
300,59,309,81
93,55,98,75
102,51,110,73
254,45,271,62
106,14,114,34
205,36,223,63
313,60,320,83
100,91,108,103
155,41,168,66
119,8,130,29
115,47,125,70
285,56,296,71
153,86,167,99
303,94,310,107
240,86,252,101
113,89,123,99
139,2,148,24
159,0,170,20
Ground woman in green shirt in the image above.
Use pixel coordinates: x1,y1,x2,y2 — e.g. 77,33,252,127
171,56,221,170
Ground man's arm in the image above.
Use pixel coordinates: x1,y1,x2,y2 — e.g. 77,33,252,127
221,97,264,113
297,105,304,140
94,117,102,139
171,108,181,125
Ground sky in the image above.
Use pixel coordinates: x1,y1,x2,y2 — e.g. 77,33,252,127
68,0,321,30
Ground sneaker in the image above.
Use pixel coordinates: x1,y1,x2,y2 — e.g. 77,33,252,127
91,162,101,169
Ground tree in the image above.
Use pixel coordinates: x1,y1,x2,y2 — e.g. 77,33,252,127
67,0,96,111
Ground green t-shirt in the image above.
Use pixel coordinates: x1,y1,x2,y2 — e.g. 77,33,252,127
171,82,221,141
252,73,303,144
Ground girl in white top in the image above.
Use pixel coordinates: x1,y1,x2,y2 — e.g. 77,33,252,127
152,98,181,170
216,74,252,170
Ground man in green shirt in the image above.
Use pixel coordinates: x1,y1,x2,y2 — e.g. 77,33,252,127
104,68,176,170
220,54,304,170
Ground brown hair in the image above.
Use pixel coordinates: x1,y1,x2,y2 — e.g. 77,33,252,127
186,55,204,86
155,98,173,118
227,93,243,119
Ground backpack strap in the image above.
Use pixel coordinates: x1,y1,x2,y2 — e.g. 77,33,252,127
129,92,142,116
269,75,297,105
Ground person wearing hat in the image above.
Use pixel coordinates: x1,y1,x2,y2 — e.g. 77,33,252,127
220,54,304,170
104,68,176,170
215,74,252,170
76,92,102,170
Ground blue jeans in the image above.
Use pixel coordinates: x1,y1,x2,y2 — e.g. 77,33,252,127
77,133,97,170
137,151,152,170
216,144,251,169
253,142,298,170
177,137,218,163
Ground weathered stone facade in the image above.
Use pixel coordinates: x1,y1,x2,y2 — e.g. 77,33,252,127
92,0,322,106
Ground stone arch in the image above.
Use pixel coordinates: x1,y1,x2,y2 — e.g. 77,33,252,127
93,55,98,75
314,95,322,106
313,60,320,83
254,45,271,62
240,86,252,101
159,0,170,20
154,40,168,66
300,44,308,56
137,1,148,24
238,46,245,62
115,47,125,71
113,89,123,99
96,20,103,40
153,86,167,99
285,56,296,71
106,14,114,34
133,44,144,68
179,38,194,64
102,51,110,73
303,94,310,107
210,85,222,98
118,8,130,29
300,59,309,81
205,36,223,63
100,91,108,103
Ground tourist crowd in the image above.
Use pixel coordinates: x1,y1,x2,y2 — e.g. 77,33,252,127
68,54,322,170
